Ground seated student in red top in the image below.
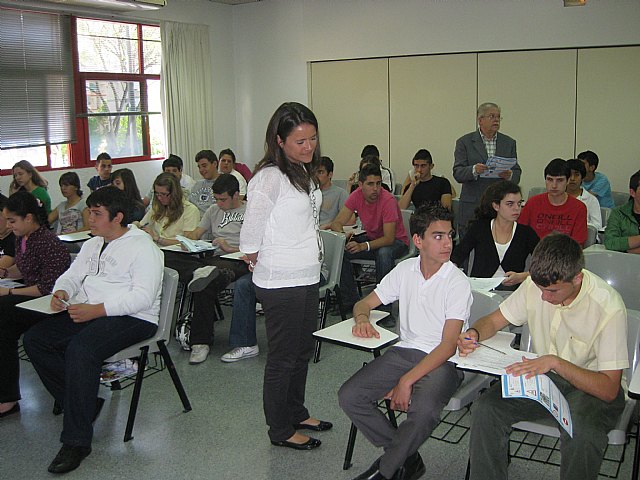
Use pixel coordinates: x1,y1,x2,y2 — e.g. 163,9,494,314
518,158,588,247
331,163,409,324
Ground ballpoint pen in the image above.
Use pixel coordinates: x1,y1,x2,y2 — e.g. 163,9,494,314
464,337,507,355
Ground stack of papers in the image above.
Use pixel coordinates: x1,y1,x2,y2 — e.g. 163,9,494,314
175,235,217,253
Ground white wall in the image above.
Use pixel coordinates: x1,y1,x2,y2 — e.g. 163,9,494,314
232,0,640,189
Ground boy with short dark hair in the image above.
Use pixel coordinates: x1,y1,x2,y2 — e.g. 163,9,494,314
189,149,220,215
23,186,163,474
605,169,640,254
518,158,588,246
339,204,472,480
316,156,349,228
87,152,112,192
460,233,628,480
578,150,615,208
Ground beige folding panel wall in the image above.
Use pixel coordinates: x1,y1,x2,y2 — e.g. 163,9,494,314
310,59,389,180
388,54,477,189
478,49,578,198
309,46,638,193
576,46,640,196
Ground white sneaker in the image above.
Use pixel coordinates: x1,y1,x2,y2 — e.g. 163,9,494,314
188,266,220,293
220,345,259,363
189,344,210,364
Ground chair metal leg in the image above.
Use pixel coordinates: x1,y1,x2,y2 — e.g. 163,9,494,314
343,422,358,470
334,287,347,320
123,346,149,442
214,297,224,321
157,340,192,412
314,290,331,363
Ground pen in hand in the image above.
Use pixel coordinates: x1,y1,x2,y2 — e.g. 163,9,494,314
464,337,507,355
53,294,70,308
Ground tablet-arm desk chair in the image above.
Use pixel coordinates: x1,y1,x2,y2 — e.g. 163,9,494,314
104,267,192,442
509,309,640,479
314,229,347,363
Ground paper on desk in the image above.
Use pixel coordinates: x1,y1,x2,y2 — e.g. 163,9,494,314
468,276,504,291
312,310,399,349
343,225,366,236
0,278,23,289
219,251,246,260
175,235,217,253
502,373,573,437
16,295,60,314
479,156,517,178
57,231,92,242
451,331,537,376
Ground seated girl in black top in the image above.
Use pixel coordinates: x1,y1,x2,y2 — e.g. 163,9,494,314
112,168,146,222
451,181,539,291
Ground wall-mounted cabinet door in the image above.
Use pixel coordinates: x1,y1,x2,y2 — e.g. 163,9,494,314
310,58,389,180
478,49,577,197
576,46,640,195
389,54,477,188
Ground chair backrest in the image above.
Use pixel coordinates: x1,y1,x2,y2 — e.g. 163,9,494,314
400,209,417,257
527,187,546,200
333,179,347,191
600,207,611,228
584,224,598,248
611,191,630,207
625,310,640,383
319,230,346,292
469,290,503,327
584,250,640,311
105,267,179,362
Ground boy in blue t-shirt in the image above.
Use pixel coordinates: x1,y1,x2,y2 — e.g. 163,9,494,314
578,150,614,208
87,152,113,192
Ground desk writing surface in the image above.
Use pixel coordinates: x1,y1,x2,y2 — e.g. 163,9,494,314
160,243,216,254
57,231,92,243
313,310,398,352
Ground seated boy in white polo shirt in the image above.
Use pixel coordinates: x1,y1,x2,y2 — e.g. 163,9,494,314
338,204,472,480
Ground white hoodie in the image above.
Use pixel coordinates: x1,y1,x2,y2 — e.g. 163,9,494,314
53,227,164,324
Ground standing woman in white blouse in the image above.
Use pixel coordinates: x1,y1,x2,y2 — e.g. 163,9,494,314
240,102,332,450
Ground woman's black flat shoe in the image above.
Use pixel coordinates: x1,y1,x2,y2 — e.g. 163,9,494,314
294,420,333,432
0,403,20,418
271,437,321,450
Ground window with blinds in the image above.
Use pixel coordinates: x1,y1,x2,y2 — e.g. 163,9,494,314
0,8,76,151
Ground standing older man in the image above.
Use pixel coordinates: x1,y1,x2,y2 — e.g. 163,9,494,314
453,102,520,236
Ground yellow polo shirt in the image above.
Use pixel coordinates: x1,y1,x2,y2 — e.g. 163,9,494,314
500,270,628,372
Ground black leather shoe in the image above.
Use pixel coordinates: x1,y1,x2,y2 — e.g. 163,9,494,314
0,402,20,418
270,437,321,450
294,420,333,432
352,458,390,480
400,451,426,480
47,445,91,474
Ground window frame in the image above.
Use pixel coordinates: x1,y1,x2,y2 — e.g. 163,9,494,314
0,15,162,176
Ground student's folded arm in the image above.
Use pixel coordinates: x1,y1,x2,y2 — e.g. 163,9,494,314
547,361,622,404
370,222,396,250
397,184,413,210
440,193,452,211
329,206,354,233
395,319,463,403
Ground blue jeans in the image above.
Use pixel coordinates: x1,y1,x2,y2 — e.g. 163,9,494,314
228,273,258,348
24,313,157,448
340,238,408,306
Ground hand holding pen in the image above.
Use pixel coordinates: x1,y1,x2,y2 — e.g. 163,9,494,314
51,290,71,311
